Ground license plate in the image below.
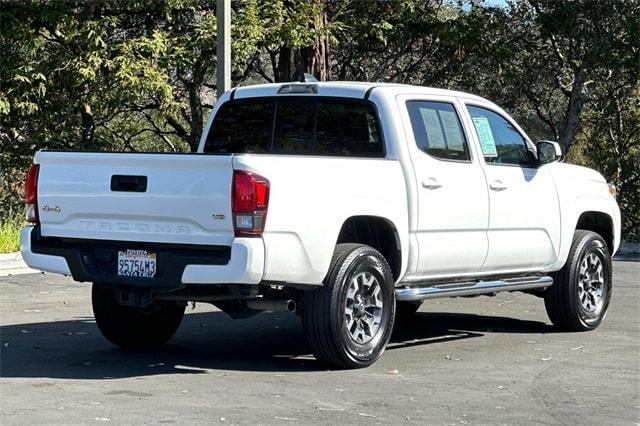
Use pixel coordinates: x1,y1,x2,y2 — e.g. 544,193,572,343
117,249,157,278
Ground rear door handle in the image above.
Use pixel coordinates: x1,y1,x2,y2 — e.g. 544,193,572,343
489,179,508,191
422,177,442,190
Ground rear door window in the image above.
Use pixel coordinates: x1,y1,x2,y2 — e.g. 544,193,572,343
204,98,384,157
406,101,470,161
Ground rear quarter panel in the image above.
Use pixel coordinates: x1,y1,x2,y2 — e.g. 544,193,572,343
232,155,409,285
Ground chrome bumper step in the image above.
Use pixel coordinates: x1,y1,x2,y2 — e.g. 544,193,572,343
395,276,553,302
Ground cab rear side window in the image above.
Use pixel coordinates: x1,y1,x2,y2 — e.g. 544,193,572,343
204,98,384,157
406,101,470,162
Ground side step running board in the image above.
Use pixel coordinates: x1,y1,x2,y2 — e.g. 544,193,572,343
395,276,553,302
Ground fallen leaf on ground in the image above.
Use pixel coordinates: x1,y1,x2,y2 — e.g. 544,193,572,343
358,413,376,418
388,368,399,375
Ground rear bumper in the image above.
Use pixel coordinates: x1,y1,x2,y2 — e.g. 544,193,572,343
20,226,264,290
20,227,72,276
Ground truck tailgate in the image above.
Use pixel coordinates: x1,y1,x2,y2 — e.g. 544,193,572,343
35,151,235,246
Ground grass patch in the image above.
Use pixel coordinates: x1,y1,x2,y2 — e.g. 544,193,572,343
0,216,22,253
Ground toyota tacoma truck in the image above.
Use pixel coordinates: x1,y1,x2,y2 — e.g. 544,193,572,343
20,82,620,369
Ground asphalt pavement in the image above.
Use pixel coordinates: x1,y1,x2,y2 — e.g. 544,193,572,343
1,260,638,425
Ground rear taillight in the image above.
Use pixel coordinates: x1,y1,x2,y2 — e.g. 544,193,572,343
232,170,269,237
24,164,40,224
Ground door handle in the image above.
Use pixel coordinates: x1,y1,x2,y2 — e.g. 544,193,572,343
489,179,508,191
111,175,148,192
422,177,442,190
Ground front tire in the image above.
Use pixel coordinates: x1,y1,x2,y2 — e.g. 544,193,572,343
544,230,612,331
92,284,185,349
302,244,395,369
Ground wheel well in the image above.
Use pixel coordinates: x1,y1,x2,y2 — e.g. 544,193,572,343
336,216,401,281
576,211,614,252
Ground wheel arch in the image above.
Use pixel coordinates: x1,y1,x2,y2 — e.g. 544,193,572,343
574,211,614,253
335,215,404,282
548,195,620,272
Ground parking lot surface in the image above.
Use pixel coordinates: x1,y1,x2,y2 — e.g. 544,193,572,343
1,260,638,425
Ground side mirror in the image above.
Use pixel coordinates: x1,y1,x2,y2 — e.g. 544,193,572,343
536,140,562,164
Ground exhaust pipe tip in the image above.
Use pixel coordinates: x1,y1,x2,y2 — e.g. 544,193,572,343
246,299,296,313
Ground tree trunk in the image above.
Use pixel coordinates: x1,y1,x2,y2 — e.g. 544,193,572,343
80,103,95,150
188,83,203,153
275,46,295,82
304,3,331,81
559,69,586,151
274,0,331,82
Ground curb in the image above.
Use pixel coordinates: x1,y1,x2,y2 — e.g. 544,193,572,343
614,241,640,262
0,252,38,277
617,241,640,256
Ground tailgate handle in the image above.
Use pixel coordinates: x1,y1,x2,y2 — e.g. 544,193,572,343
110,175,148,192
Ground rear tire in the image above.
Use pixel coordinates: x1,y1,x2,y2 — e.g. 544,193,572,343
302,244,395,369
92,284,185,349
544,230,612,331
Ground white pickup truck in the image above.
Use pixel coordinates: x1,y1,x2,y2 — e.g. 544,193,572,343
21,82,620,369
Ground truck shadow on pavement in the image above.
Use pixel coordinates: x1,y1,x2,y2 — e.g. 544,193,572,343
0,310,553,379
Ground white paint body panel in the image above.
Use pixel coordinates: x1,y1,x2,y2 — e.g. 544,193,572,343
181,238,265,284
35,151,236,246
234,155,408,284
480,165,560,272
20,227,71,276
395,94,489,278
21,82,621,287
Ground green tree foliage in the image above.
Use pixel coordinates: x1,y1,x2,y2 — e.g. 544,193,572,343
1,0,638,239
574,84,640,242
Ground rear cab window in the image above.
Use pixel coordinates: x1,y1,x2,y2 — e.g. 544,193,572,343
204,97,384,157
